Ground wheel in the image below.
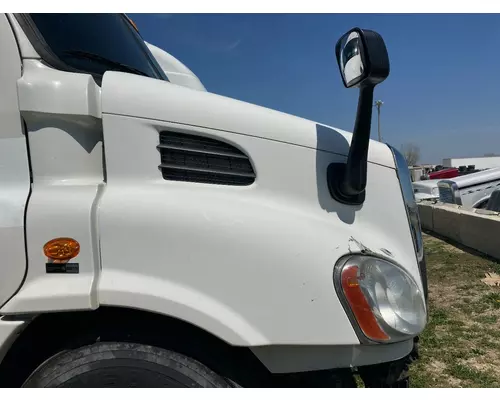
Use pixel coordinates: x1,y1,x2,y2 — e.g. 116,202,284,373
22,342,235,388
475,199,489,209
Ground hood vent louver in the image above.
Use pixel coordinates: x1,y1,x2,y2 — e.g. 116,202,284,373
158,131,255,186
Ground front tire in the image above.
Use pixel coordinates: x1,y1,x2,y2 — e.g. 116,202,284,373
22,342,234,388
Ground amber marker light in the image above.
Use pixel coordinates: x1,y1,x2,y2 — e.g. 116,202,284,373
43,238,80,263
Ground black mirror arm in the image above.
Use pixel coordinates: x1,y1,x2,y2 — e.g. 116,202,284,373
342,84,374,196
327,84,374,205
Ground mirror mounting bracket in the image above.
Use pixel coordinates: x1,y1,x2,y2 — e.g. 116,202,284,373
329,84,374,206
327,163,366,205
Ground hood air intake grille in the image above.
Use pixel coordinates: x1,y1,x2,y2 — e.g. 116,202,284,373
158,131,255,186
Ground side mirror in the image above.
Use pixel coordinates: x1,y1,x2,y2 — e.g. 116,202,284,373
328,28,390,205
335,28,389,88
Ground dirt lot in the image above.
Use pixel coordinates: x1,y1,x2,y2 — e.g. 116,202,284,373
410,233,500,387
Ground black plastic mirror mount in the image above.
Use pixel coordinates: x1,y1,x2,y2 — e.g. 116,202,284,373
328,28,389,206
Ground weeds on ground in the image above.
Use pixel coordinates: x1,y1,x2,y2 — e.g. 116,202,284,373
410,234,500,388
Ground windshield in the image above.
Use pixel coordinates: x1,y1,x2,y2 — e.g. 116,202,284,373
28,13,167,81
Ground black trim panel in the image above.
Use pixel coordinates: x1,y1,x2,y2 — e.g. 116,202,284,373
158,131,256,186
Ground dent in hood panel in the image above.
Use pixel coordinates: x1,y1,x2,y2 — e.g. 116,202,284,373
101,72,395,169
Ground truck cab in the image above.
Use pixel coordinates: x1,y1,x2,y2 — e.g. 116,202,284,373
428,167,458,180
145,41,206,92
0,13,426,387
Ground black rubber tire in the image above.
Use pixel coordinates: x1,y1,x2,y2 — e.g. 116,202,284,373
22,342,234,388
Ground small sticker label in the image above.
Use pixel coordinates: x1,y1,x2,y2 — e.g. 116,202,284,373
46,263,79,274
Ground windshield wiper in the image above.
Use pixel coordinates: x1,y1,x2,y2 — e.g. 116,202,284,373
63,50,149,77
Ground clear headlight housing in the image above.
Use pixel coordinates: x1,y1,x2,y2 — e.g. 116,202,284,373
334,255,427,343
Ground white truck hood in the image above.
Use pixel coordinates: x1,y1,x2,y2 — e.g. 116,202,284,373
415,192,438,201
413,179,440,201
412,179,440,194
101,72,396,169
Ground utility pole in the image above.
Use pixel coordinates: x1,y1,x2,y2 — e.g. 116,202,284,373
374,100,383,142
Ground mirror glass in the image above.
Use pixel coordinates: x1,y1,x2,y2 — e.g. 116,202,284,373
339,31,365,87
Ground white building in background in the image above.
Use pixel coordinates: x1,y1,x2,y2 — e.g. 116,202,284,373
443,156,500,170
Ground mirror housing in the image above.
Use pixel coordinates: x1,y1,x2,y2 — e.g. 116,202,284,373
335,28,389,88
328,28,390,205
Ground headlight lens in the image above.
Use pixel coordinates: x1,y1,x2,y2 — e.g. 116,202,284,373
431,187,439,196
335,255,427,343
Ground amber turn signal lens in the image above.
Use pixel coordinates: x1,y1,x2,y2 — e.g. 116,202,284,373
43,238,80,261
341,264,389,341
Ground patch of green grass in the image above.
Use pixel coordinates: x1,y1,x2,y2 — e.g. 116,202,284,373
428,307,449,324
457,283,477,291
426,244,496,280
474,314,498,324
483,328,500,340
354,375,364,388
446,364,498,388
474,335,500,350
410,367,440,388
487,262,500,275
481,292,500,309
410,234,500,387
456,300,489,314
470,348,486,356
450,349,470,360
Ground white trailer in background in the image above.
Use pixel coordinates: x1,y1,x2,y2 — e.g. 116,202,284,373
443,156,500,170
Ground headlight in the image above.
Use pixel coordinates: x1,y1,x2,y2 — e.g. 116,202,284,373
334,255,427,343
431,187,439,196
